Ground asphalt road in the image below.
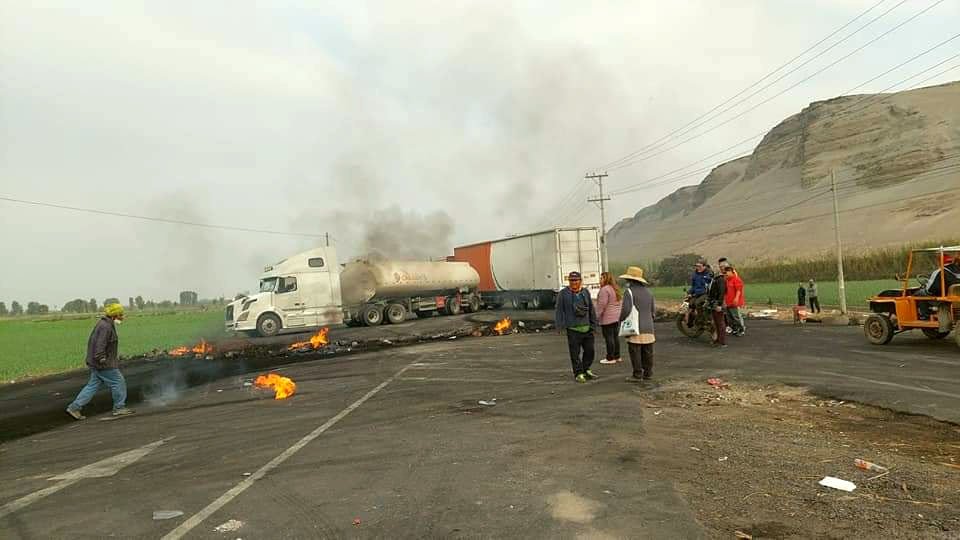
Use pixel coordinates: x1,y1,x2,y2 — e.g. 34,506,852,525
1,316,958,538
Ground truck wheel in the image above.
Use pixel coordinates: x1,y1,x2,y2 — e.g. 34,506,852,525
921,328,950,340
445,297,462,315
528,295,542,310
256,313,282,337
864,313,894,345
468,295,481,313
360,305,383,326
385,303,406,324
509,296,521,310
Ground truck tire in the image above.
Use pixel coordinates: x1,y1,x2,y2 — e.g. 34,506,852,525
445,296,462,316
921,328,950,340
864,313,895,345
257,313,282,337
385,303,406,324
509,296,521,310
528,295,542,310
467,295,481,313
360,305,383,326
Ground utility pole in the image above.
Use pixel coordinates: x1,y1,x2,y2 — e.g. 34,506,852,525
830,169,847,314
586,172,611,272
325,232,330,247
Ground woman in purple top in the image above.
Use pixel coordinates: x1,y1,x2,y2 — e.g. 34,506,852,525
595,272,624,364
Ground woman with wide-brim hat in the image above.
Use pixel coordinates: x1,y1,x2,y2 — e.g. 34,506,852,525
618,266,656,383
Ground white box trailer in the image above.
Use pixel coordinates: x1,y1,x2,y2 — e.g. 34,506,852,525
452,227,602,309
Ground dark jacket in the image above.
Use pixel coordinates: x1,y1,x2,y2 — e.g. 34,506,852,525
797,286,806,306
555,287,597,330
707,272,726,308
619,283,656,335
924,263,960,296
689,269,712,296
86,316,119,370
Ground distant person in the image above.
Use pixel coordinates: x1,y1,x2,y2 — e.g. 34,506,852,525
807,279,821,314
724,266,745,337
596,272,623,365
707,265,727,347
66,303,134,420
555,271,599,383
618,267,656,383
686,260,712,327
717,257,729,271
797,282,807,307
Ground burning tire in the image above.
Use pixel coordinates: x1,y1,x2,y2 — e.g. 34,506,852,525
384,303,406,324
257,313,282,337
864,313,895,345
360,305,383,326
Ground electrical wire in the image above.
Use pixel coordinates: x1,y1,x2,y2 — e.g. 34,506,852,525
594,0,895,171
0,195,332,239
606,0,947,173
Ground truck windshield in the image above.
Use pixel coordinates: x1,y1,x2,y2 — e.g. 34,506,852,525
260,278,278,293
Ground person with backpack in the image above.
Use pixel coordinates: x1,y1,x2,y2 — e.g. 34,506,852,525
555,271,599,383
617,266,656,383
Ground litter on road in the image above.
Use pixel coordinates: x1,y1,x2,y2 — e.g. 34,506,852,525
478,399,497,406
819,476,857,492
152,510,183,520
214,519,244,532
855,458,888,473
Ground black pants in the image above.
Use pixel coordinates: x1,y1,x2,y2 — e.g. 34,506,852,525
600,323,620,360
565,330,595,376
628,342,654,379
809,296,821,313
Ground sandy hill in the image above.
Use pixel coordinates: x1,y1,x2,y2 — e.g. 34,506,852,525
607,81,960,266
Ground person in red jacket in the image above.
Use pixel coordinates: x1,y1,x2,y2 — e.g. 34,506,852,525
724,266,745,337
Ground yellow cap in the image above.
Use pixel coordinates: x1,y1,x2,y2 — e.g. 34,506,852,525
104,303,124,317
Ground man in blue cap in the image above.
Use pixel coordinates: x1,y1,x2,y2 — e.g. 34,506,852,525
555,271,599,383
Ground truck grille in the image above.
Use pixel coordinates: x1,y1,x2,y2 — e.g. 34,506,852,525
225,305,234,321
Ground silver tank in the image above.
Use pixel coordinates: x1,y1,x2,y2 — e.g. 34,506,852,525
340,260,480,306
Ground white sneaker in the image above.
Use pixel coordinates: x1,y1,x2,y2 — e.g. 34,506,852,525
599,359,617,364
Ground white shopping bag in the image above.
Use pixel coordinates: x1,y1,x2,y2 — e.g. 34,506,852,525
619,288,639,337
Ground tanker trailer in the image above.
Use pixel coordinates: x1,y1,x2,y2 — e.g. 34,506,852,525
341,260,482,326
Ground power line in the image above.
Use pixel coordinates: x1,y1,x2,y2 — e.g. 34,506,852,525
0,195,332,239
606,0,946,173
594,0,894,171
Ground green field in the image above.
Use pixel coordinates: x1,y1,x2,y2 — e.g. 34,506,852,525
0,310,226,382
649,279,902,309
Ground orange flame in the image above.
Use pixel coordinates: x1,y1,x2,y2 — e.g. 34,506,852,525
168,339,214,357
255,373,297,400
493,316,512,335
287,327,329,351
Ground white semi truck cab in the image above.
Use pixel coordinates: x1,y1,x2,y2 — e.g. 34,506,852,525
226,247,344,337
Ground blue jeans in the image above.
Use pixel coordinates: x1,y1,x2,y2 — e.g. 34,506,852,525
69,368,127,411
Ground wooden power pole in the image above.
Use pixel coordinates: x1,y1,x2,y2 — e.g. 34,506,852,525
586,172,611,272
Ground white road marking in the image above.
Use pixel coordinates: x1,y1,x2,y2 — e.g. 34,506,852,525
401,376,566,385
0,438,169,519
817,370,960,399
161,362,416,540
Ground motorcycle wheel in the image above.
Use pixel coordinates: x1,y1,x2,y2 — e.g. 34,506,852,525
676,312,705,338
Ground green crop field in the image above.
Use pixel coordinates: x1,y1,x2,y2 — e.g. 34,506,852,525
0,310,226,382
650,279,902,309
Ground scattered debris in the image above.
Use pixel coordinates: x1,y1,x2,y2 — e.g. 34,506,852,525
855,458,888,473
380,339,393,345
653,410,663,416
517,321,525,328
734,531,753,540
153,510,184,520
819,476,857,492
242,472,252,476
940,462,960,471
706,378,729,389
719,456,729,462
353,517,362,526
478,399,497,406
214,519,244,532
690,447,702,452
748,309,779,319
217,389,224,393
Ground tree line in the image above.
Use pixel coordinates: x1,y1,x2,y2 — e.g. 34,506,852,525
0,291,229,318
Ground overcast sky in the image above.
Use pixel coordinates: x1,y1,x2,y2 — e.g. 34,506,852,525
2,0,958,306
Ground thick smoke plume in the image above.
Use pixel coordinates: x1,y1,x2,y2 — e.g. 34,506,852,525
362,207,453,260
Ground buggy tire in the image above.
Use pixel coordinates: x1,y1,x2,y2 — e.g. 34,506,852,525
256,313,282,338
676,312,705,338
384,303,406,325
864,313,895,345
360,305,383,326
921,328,950,340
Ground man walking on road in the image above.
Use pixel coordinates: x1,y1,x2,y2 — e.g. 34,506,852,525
555,271,599,383
66,303,134,419
807,279,821,314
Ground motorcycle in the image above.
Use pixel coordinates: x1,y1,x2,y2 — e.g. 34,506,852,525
676,295,715,339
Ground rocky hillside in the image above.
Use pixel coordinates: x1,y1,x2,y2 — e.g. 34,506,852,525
607,81,960,266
